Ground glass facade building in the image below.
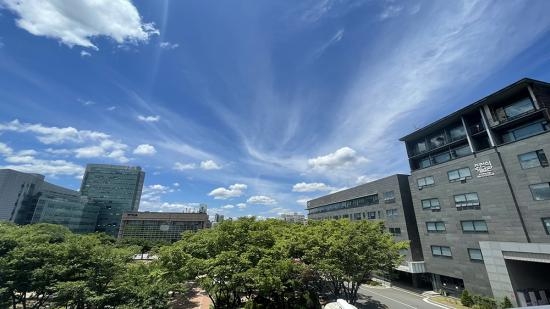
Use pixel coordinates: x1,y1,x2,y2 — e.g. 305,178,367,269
118,211,208,243
80,164,145,237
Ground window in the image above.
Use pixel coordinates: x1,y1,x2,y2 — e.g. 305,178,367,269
433,151,451,164
383,191,396,203
448,167,472,182
386,209,398,218
461,220,488,232
417,176,435,188
421,198,441,210
452,145,472,158
448,125,467,141
503,97,535,119
418,157,431,169
431,245,452,257
413,139,428,155
468,248,484,261
542,218,550,235
502,121,548,143
426,221,446,232
454,193,480,209
518,150,548,169
367,211,376,219
353,213,362,220
530,183,550,201
389,227,401,236
429,132,446,149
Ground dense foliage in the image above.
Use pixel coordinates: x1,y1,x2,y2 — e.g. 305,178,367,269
0,222,180,309
159,218,407,308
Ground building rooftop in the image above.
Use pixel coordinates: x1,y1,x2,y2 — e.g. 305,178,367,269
399,78,550,142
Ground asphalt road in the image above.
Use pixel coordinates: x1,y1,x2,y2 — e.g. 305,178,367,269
356,285,444,309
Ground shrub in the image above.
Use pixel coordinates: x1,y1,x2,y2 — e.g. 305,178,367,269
472,294,497,309
500,296,513,309
461,290,474,307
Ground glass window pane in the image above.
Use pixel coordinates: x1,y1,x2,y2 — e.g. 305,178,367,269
514,122,545,140
434,152,451,164
429,133,446,149
448,170,460,181
449,125,466,141
419,157,431,168
474,221,488,231
543,218,550,234
459,168,472,178
431,199,440,207
417,178,426,186
453,145,472,158
466,193,479,202
519,151,541,169
415,140,427,154
454,195,466,203
425,176,435,185
462,221,474,231
422,200,431,209
504,97,534,118
436,222,446,231
530,183,550,201
441,247,452,256
427,222,436,231
431,246,442,255
468,248,483,260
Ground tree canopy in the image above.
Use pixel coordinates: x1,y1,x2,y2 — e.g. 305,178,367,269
159,218,407,307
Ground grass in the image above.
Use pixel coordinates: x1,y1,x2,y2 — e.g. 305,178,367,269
430,296,471,309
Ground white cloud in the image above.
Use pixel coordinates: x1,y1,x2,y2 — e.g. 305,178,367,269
379,4,404,20
356,175,378,184
173,182,180,187
159,41,179,49
292,182,334,192
0,142,13,156
78,98,95,106
0,0,159,49
308,147,368,170
296,198,310,206
0,119,109,144
137,115,160,122
107,106,117,111
222,204,235,209
173,162,196,171
133,144,156,156
200,160,221,170
208,183,247,200
0,158,84,177
0,119,129,163
149,184,169,191
80,50,91,57
237,203,247,209
247,195,276,205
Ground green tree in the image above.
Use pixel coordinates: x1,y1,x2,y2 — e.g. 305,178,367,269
461,290,474,307
301,220,407,304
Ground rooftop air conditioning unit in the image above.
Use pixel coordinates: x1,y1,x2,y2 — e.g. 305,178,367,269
418,185,423,190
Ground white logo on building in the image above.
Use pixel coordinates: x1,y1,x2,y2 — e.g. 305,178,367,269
474,160,495,178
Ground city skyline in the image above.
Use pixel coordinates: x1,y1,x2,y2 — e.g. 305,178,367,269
1,0,550,218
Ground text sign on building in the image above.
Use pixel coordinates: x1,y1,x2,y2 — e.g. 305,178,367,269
474,161,495,178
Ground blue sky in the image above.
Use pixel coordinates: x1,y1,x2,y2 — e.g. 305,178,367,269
1,0,550,219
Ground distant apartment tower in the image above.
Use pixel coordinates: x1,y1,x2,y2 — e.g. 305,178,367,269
400,78,550,305
0,169,98,233
118,210,209,243
80,164,145,237
280,212,306,223
307,174,428,287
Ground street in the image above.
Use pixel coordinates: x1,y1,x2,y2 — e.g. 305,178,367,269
356,285,444,309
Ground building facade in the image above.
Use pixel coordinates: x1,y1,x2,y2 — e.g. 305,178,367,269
80,164,145,237
307,174,428,285
118,211,209,243
280,212,306,223
0,169,99,233
400,78,550,305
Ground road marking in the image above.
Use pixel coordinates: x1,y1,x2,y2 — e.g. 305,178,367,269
360,287,417,309
422,297,454,309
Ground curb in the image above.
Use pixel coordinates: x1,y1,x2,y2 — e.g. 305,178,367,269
423,296,455,309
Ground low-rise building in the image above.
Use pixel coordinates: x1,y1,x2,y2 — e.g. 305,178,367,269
118,211,209,243
280,212,306,223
